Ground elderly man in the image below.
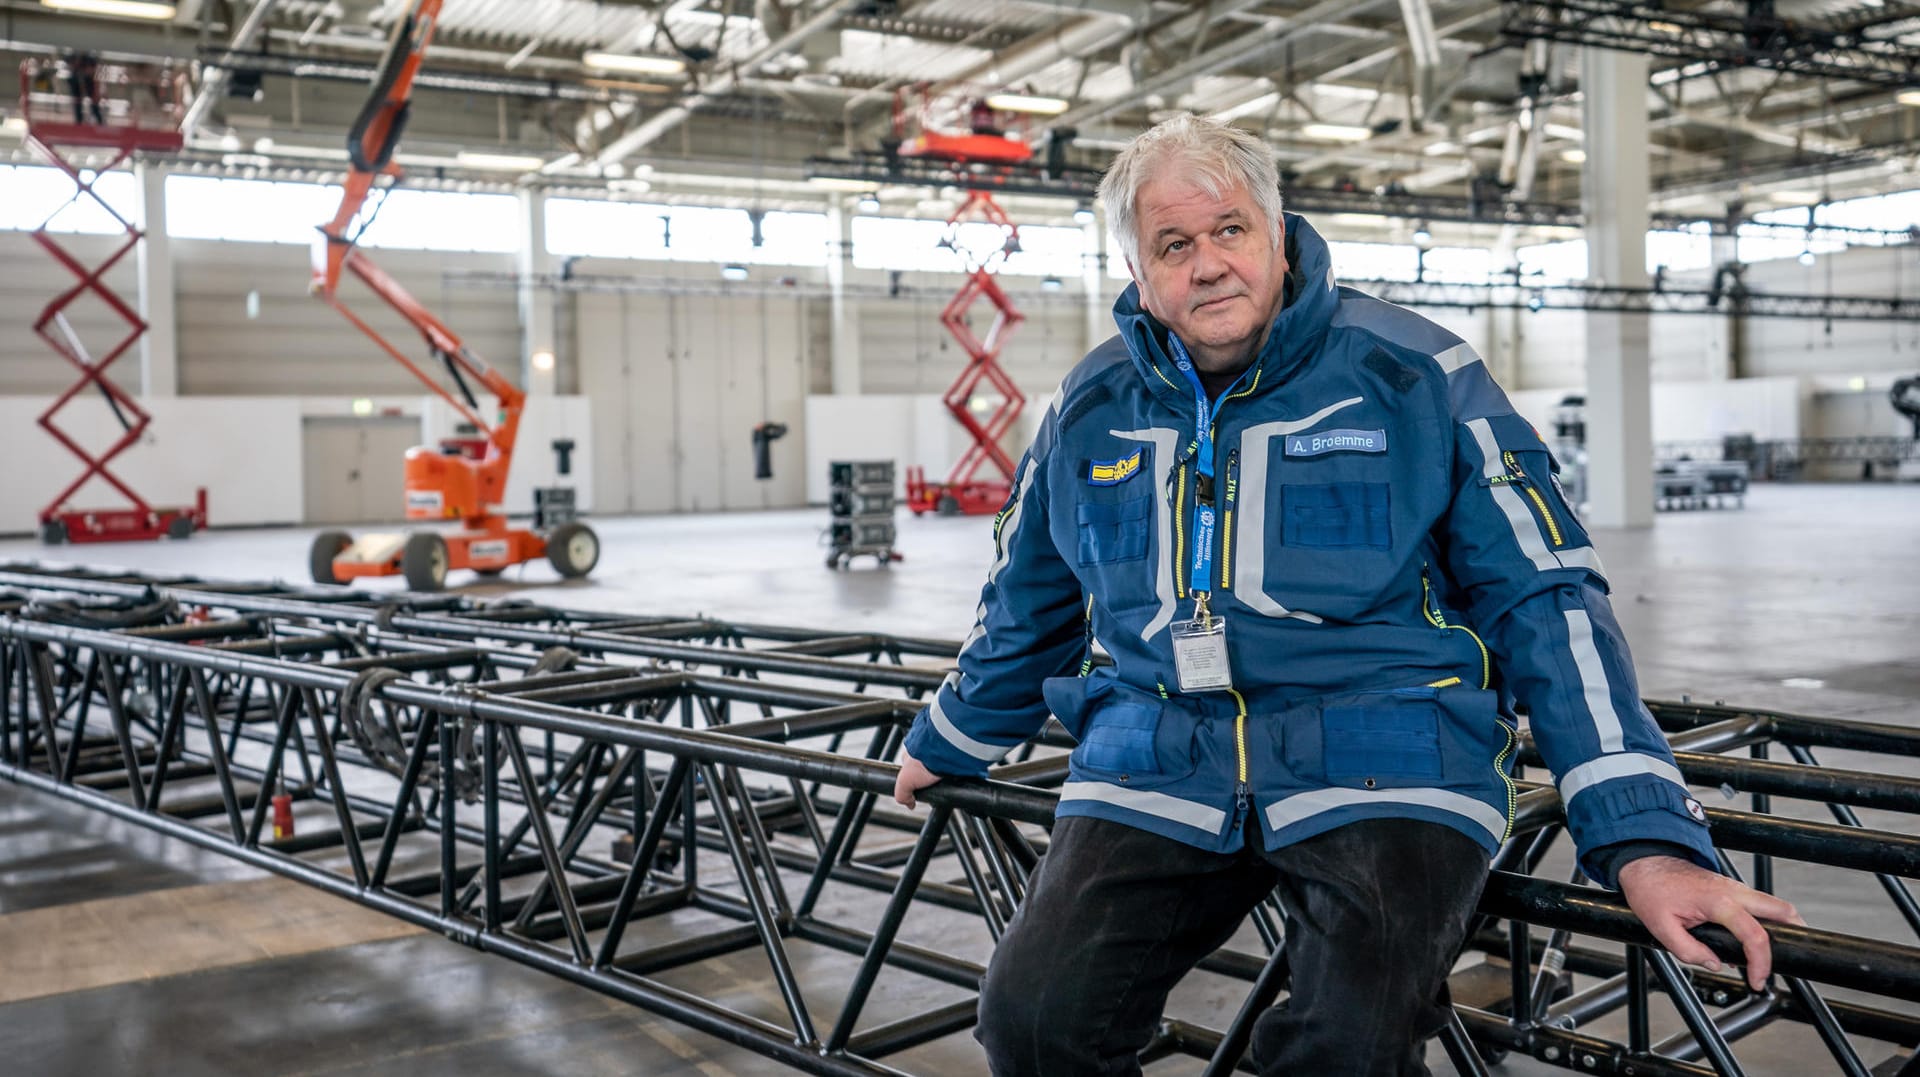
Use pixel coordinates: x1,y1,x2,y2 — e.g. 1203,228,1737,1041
893,114,1800,1076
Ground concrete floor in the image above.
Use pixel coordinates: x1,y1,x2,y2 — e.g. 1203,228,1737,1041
0,482,1917,1075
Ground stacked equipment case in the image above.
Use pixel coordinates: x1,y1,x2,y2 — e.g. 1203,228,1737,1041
827,460,898,569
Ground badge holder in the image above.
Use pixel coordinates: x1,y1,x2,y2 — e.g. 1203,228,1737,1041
1171,598,1233,693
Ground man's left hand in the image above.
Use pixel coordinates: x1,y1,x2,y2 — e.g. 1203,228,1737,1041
1617,855,1805,991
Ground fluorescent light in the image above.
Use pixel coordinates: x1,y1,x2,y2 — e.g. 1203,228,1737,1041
1422,140,1460,157
720,263,749,281
1899,90,1920,107
41,0,176,18
1560,148,1587,164
1299,123,1372,142
809,176,873,192
531,350,555,372
985,93,1070,115
1647,19,1683,34
457,151,546,171
581,51,687,76
1208,92,1279,125
1769,190,1821,205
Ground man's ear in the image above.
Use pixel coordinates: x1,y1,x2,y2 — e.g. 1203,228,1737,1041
1125,258,1159,318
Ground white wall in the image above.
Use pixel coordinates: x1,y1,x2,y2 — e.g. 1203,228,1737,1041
0,393,593,535
174,239,522,396
0,396,303,533
1509,376,1805,448
574,283,809,515
802,393,1041,505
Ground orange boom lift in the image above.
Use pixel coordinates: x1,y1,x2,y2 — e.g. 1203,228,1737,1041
308,0,596,591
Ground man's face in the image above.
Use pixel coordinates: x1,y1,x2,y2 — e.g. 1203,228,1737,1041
1126,173,1288,373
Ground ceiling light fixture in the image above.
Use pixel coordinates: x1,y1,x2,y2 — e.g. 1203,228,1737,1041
457,151,545,171
808,176,872,192
1560,148,1587,164
581,51,688,76
984,93,1070,115
40,0,176,19
1411,221,1432,246
1299,123,1372,142
1073,201,1096,225
1899,90,1920,107
720,263,749,282
857,191,881,213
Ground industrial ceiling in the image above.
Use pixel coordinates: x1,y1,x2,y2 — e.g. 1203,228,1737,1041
6,0,1920,236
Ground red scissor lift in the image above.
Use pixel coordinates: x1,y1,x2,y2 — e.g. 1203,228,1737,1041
896,88,1032,516
18,58,205,544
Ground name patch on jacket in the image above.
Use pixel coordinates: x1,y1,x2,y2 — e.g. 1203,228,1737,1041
1284,428,1388,457
1088,449,1143,485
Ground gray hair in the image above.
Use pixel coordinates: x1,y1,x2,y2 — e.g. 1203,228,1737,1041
1096,113,1284,272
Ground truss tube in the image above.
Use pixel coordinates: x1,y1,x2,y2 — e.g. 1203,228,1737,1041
7,566,1920,1076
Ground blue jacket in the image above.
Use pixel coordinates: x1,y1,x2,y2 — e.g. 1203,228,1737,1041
903,213,1715,882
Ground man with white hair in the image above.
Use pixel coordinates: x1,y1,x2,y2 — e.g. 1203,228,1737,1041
894,114,1799,1075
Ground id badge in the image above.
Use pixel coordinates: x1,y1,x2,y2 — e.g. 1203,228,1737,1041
1170,615,1233,692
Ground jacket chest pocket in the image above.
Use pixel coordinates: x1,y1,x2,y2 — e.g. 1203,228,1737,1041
1282,482,1390,550
1076,495,1151,565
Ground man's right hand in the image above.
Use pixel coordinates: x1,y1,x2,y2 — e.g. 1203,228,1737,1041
894,750,942,809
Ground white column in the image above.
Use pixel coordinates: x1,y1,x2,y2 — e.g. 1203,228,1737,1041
517,189,556,395
134,162,177,398
1580,47,1654,529
827,199,862,394
1083,209,1109,351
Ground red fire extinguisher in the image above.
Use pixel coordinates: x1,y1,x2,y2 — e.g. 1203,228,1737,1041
272,779,294,841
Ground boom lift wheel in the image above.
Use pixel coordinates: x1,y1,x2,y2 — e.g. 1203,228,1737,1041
166,515,194,540
546,521,599,578
310,530,352,584
39,520,67,545
402,531,449,591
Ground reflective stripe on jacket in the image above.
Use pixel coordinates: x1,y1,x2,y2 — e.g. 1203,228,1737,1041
902,213,1715,878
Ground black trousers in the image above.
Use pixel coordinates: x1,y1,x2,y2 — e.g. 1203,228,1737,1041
976,816,1490,1077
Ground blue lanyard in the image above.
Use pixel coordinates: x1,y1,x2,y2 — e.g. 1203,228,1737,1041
1167,335,1239,597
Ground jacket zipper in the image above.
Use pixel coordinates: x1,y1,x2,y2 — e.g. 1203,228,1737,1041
1421,566,1490,689
1219,448,1239,589
1172,462,1190,598
1493,718,1518,840
1228,686,1250,818
1503,451,1564,547
1422,568,1514,838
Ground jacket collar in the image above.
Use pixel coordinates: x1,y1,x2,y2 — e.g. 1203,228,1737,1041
1111,212,1338,406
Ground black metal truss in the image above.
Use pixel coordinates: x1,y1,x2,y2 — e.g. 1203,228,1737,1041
804,156,1920,246
1499,0,1920,88
1656,436,1919,478
1361,278,1920,320
4,564,1920,1076
803,154,1586,228
443,268,1920,322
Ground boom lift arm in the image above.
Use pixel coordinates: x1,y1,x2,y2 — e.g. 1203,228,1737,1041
308,0,595,590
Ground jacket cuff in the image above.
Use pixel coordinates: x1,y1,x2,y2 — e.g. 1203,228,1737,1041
903,709,997,779
1567,774,1718,886
1583,840,1703,890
